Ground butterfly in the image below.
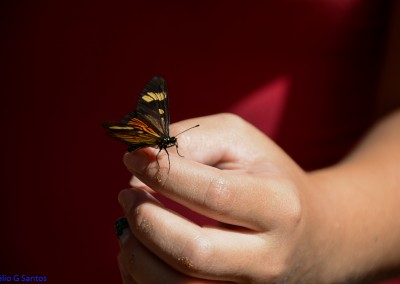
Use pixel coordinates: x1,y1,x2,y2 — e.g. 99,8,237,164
103,76,199,171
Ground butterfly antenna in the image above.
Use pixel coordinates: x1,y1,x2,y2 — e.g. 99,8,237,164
175,124,200,137
174,124,199,159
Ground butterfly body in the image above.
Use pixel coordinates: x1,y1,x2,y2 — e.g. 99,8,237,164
103,77,198,171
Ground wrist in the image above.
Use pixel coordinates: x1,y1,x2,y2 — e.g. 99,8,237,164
307,164,400,282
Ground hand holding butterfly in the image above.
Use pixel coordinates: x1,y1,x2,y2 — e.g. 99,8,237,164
117,113,400,283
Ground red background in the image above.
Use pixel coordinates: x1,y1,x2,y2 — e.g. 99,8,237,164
1,1,397,283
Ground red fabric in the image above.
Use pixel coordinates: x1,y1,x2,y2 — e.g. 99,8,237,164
1,1,398,283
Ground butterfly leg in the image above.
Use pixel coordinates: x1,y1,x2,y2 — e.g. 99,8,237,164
156,148,171,172
175,142,184,157
155,149,162,168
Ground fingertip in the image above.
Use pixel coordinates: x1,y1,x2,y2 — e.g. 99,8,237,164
118,189,136,213
123,150,152,173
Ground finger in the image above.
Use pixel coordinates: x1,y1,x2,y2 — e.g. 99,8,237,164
118,252,137,284
129,175,155,194
115,218,137,284
168,113,273,166
118,210,228,283
119,189,268,282
119,230,185,283
123,150,298,230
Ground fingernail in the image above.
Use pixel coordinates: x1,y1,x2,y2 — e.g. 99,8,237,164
115,217,130,242
118,189,136,213
123,151,149,173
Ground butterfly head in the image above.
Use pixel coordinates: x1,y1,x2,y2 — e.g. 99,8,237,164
162,136,177,149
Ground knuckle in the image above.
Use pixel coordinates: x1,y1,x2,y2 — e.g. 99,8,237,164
257,247,292,282
277,179,302,228
203,173,235,215
129,204,154,235
265,177,302,231
216,113,245,128
266,262,288,282
217,112,242,122
178,235,213,274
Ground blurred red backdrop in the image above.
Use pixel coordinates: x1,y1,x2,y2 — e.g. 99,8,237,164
1,1,397,283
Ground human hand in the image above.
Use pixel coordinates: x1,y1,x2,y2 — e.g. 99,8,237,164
116,113,365,283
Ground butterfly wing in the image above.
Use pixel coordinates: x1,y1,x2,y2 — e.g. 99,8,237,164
103,77,169,151
124,76,170,137
103,120,161,152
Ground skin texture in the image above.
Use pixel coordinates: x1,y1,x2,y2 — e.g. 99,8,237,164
116,112,400,283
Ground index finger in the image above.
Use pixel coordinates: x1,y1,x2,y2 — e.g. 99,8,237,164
168,113,272,167
123,149,291,231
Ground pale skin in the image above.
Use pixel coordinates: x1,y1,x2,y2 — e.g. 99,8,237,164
117,4,400,282
116,110,400,284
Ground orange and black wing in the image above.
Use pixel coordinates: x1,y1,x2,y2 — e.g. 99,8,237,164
102,77,169,152
127,76,169,137
102,120,161,152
